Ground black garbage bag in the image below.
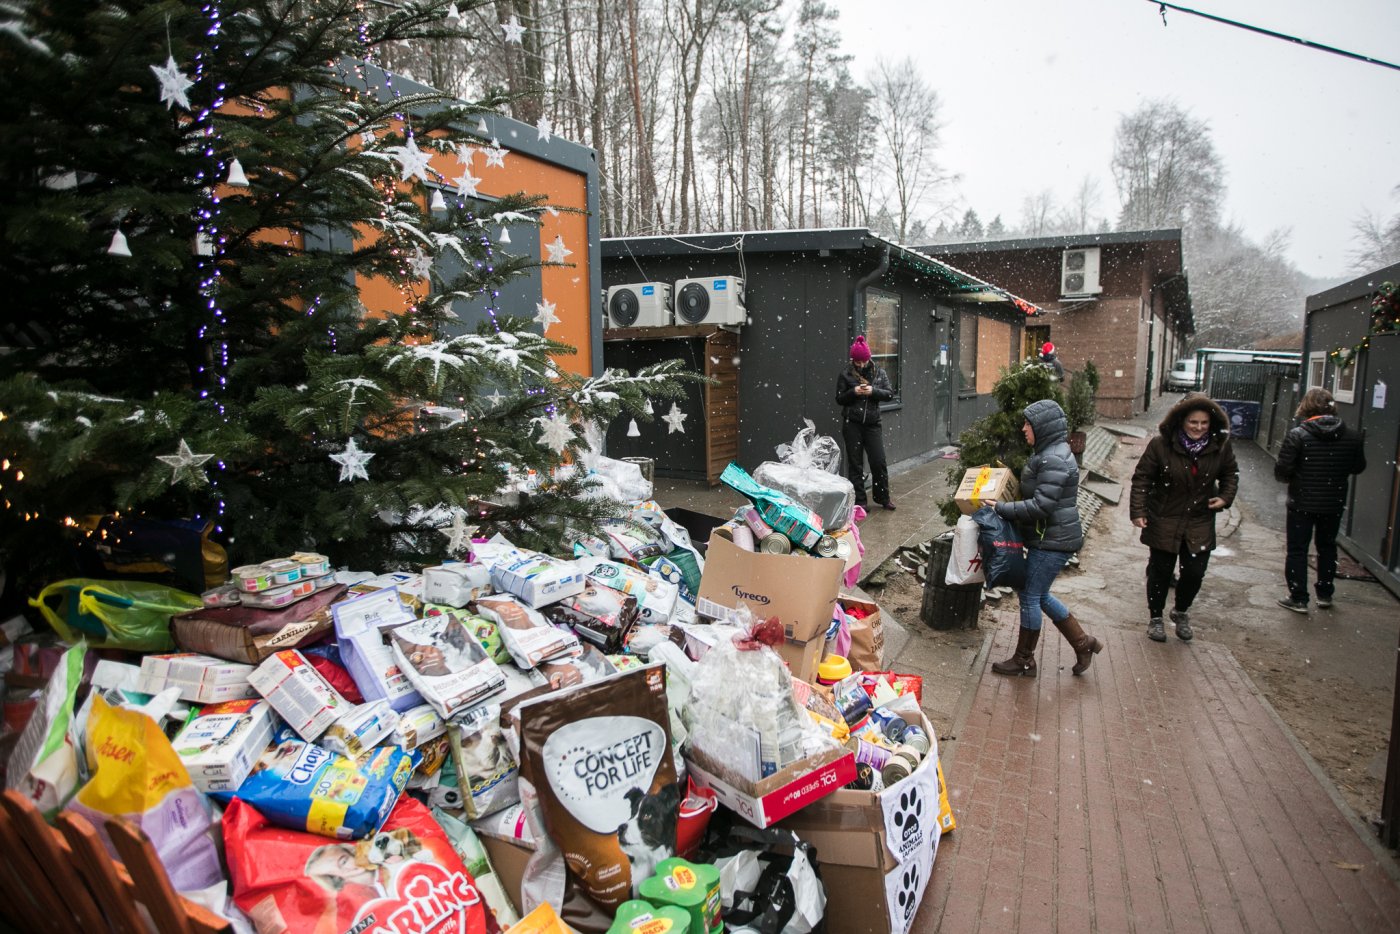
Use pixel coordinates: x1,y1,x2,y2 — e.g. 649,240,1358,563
972,506,1027,589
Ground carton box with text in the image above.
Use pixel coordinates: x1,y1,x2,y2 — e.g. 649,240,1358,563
697,530,842,646
776,712,941,934
685,744,854,829
954,465,1020,515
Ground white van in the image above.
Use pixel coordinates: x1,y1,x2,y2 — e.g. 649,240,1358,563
1166,358,1200,392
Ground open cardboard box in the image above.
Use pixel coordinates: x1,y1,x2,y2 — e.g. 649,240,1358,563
696,530,843,682
685,743,855,829
776,711,942,934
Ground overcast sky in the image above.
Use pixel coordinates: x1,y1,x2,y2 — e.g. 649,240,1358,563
829,0,1400,280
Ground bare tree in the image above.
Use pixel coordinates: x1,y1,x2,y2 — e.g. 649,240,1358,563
866,57,950,243
1019,189,1058,237
1065,175,1108,234
667,0,732,232
1111,99,1224,234
1349,185,1400,272
1188,225,1306,347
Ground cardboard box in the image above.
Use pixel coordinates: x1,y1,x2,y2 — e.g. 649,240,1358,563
696,531,843,644
248,649,350,741
774,630,825,683
137,653,258,703
776,712,941,934
171,698,276,793
953,465,1019,515
685,744,855,829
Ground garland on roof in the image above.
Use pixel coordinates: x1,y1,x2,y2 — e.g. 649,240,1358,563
1330,281,1399,369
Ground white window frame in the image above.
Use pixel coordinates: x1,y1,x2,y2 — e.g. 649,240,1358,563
1332,359,1356,404
1306,352,1326,391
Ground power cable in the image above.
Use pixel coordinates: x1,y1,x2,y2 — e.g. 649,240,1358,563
1150,1,1400,73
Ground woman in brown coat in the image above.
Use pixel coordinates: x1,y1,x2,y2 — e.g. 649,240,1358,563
1129,394,1239,643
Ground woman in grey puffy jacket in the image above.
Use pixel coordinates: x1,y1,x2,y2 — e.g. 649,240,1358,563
982,399,1101,677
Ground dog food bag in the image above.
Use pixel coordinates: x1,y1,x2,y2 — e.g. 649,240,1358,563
488,549,586,609
432,806,523,929
425,605,512,666
516,664,681,914
392,702,448,751
541,583,639,655
390,615,507,720
473,595,582,670
575,558,679,625
450,705,520,820
248,649,351,742
470,801,535,846
225,794,499,934
215,726,413,840
336,600,426,713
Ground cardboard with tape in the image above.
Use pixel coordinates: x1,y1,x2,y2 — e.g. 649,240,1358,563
953,465,1019,515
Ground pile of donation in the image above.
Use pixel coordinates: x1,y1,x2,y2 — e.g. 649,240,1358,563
1,425,953,934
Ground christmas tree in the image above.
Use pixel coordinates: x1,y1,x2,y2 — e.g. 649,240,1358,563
0,0,693,596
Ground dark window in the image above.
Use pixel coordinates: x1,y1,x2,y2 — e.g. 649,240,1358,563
958,311,978,393
864,289,901,399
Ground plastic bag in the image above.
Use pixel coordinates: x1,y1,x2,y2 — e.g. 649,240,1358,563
972,507,1026,590
30,578,202,651
944,517,985,586
774,419,842,474
4,641,85,816
67,693,224,893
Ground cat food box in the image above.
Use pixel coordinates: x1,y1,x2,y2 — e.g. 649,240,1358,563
171,698,277,793
248,649,350,742
137,653,258,703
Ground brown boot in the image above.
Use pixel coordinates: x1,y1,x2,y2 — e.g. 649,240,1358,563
1053,613,1103,675
991,627,1040,677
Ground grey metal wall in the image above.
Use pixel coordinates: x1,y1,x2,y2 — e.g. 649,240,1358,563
601,249,966,476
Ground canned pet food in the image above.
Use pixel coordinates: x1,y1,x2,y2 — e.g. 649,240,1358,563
834,537,852,561
262,559,302,586
759,533,791,554
201,584,242,608
814,535,839,557
241,578,314,609
730,524,755,551
882,749,920,786
290,552,330,578
852,737,891,771
232,565,274,593
848,761,876,790
902,725,932,757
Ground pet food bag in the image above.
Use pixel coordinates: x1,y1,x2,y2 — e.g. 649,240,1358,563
473,596,582,670
67,693,224,893
215,727,413,840
574,558,679,625
225,795,498,934
516,665,681,915
424,605,512,666
4,641,85,816
390,614,507,720
433,806,523,930
449,705,520,820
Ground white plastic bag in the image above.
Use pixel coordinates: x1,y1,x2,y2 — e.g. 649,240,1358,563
944,517,985,586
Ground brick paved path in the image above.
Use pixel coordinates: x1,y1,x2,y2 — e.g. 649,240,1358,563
913,626,1400,932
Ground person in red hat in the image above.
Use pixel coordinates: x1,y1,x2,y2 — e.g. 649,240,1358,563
836,335,896,511
1038,341,1064,380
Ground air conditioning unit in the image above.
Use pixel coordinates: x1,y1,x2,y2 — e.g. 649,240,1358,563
1061,247,1102,297
605,282,673,328
673,276,747,326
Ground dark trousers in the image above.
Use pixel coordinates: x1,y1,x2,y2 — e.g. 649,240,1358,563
841,419,889,506
1146,543,1212,617
1284,508,1342,603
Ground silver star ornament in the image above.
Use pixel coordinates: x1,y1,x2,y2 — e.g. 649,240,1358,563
330,437,375,482
157,438,215,486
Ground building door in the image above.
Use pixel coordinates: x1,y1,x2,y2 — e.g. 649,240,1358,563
1023,325,1050,362
1346,332,1399,586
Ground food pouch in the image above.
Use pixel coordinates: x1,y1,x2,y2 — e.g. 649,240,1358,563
225,795,498,934
473,595,581,670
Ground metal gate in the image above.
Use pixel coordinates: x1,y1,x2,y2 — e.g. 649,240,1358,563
1204,361,1299,404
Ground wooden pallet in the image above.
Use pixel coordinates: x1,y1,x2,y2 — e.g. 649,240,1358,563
0,789,231,933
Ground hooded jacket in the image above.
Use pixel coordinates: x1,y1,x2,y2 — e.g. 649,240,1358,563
1129,394,1239,553
1273,414,1366,514
836,361,894,425
994,399,1084,552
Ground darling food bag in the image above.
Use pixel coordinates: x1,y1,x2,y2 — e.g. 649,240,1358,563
515,665,681,919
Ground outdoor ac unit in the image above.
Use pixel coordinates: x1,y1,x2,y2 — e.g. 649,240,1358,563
1061,247,1102,297
606,282,672,328
673,276,748,326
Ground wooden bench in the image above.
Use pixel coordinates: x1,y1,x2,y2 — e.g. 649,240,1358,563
0,789,232,933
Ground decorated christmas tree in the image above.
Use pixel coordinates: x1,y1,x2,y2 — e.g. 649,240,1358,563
0,0,692,596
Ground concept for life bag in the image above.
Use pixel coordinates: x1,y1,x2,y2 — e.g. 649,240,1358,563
972,506,1026,590
30,578,202,651
944,516,985,586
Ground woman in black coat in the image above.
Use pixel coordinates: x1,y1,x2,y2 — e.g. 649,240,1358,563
982,399,1101,677
836,336,896,510
1273,387,1366,612
1129,394,1239,643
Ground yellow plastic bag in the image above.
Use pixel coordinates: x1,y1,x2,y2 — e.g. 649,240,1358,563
29,578,202,651
67,694,224,893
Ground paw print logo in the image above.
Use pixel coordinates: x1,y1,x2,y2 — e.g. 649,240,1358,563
892,786,924,847
896,862,923,924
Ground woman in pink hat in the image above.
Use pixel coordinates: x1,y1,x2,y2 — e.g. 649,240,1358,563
836,336,896,511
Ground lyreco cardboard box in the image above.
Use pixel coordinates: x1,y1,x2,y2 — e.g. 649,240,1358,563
954,465,1020,515
776,712,942,934
685,743,855,829
774,630,825,683
696,531,843,645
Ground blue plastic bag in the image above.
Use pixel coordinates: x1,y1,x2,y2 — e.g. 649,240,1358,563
972,507,1027,589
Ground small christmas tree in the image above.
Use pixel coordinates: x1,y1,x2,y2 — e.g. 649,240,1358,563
938,361,1065,524
0,0,693,596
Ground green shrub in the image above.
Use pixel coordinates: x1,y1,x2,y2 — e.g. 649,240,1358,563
1065,367,1097,432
